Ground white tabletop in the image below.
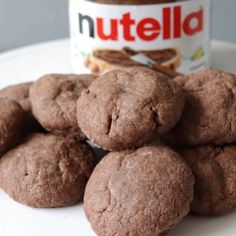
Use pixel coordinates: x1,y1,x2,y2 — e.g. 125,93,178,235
0,39,236,236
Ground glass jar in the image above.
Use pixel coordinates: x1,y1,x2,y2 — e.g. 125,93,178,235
69,0,211,74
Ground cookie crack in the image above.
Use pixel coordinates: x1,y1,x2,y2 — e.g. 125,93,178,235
140,98,164,132
223,82,235,138
106,102,121,136
96,185,112,215
51,84,73,128
151,107,162,132
186,88,206,93
211,159,229,209
106,115,112,135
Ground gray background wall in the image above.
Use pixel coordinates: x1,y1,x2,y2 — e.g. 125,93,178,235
0,0,235,52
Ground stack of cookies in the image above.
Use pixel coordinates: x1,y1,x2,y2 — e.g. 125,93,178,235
77,67,236,235
0,66,235,236
166,69,236,216
77,67,194,236
0,74,98,208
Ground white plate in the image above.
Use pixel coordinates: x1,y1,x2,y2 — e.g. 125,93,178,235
0,39,236,236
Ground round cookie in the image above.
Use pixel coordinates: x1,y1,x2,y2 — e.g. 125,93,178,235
84,146,194,236
0,82,43,132
179,145,236,216
77,66,185,151
0,98,24,154
0,82,32,112
0,133,96,208
167,69,236,146
30,74,95,136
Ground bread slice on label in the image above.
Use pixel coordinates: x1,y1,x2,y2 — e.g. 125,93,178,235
90,47,181,74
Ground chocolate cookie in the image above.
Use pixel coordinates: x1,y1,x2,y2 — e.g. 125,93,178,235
77,67,185,151
0,98,24,154
84,146,194,236
167,69,236,146
179,145,236,216
0,133,96,208
0,82,32,112
30,74,95,136
0,82,43,132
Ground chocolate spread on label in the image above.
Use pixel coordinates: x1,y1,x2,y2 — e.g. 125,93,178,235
93,48,178,67
69,0,211,74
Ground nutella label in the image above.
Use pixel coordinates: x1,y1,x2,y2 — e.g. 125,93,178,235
69,0,211,74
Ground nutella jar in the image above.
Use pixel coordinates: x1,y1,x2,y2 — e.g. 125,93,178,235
69,0,211,74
